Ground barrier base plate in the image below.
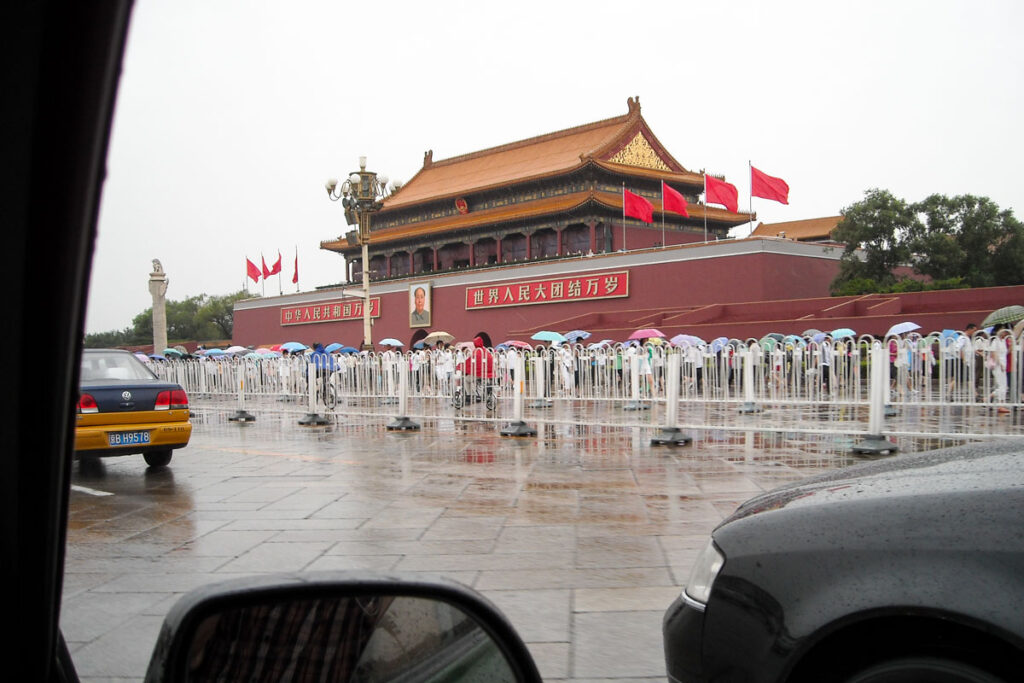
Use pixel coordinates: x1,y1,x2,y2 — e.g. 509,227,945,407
386,416,421,431
228,410,256,422
623,401,650,411
500,420,537,437
738,402,763,414
298,413,331,426
651,427,692,446
851,434,899,455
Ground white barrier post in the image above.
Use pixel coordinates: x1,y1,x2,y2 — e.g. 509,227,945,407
853,343,898,454
298,362,329,425
387,359,420,431
228,360,255,422
652,353,691,445
738,347,762,413
529,355,552,408
502,352,537,436
624,353,648,410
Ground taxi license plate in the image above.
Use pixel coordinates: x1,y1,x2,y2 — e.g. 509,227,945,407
109,431,150,447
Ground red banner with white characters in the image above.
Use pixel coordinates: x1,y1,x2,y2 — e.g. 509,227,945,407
280,298,380,326
465,271,629,310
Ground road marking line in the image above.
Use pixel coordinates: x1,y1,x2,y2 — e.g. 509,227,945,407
71,484,114,497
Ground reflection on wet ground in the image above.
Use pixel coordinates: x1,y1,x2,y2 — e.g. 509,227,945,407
62,406,976,681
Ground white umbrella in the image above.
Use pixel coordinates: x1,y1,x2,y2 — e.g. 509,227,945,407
885,321,921,337
379,338,404,347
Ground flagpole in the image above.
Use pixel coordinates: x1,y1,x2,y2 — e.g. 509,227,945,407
703,176,708,243
621,182,626,252
749,160,755,238
660,181,666,249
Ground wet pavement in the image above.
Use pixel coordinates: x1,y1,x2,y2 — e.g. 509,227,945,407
61,402,993,682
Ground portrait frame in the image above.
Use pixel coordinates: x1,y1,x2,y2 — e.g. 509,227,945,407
409,282,432,328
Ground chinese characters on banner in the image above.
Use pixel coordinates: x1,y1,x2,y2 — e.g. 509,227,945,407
465,271,628,310
280,298,381,326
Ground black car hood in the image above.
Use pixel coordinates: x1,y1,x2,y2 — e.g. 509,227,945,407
723,440,1024,526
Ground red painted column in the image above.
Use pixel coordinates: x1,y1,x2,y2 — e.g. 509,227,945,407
496,237,503,263
526,232,532,260
433,247,438,271
556,228,563,256
409,252,414,274
589,221,597,253
469,241,475,267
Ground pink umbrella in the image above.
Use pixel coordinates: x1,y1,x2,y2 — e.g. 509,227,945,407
628,328,666,341
501,340,533,349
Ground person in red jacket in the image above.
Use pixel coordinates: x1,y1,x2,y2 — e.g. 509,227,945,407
458,336,494,405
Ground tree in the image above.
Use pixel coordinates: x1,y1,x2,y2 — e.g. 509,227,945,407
908,194,1024,288
197,290,249,338
830,189,920,294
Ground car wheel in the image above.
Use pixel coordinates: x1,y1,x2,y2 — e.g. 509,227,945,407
143,450,173,468
846,656,1005,683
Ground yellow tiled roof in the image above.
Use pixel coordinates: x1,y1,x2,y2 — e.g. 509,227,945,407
751,216,843,241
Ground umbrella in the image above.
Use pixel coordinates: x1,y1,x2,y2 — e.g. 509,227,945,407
379,338,404,347
801,328,822,337
885,321,920,337
324,342,344,353
759,335,779,349
422,330,455,345
269,344,283,352
564,329,591,343
339,346,359,354
531,330,568,343
981,305,1024,328
670,334,705,347
455,341,476,350
413,341,426,349
710,337,729,353
226,345,247,353
764,332,785,341
830,328,856,338
501,340,533,350
627,328,666,341
162,348,185,358
257,350,281,357
204,348,226,356
280,341,307,352
148,353,167,361
587,339,614,349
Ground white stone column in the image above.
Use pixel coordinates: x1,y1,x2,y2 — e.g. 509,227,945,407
149,259,168,354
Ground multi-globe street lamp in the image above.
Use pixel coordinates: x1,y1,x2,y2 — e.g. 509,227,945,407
325,157,388,350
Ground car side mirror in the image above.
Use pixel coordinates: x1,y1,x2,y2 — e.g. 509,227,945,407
144,572,541,683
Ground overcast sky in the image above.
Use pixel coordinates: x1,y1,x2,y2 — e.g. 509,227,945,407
87,0,1024,334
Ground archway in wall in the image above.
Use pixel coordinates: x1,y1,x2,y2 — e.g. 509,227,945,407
410,328,428,348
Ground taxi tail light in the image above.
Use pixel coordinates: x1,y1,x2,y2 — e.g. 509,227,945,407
155,389,189,410
78,393,98,414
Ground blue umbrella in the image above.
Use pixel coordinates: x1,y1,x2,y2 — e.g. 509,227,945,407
204,348,226,356
564,330,591,343
413,341,425,349
324,342,344,353
831,328,856,339
148,353,167,361
379,338,404,347
281,341,307,352
710,337,729,353
339,346,359,354
531,330,568,343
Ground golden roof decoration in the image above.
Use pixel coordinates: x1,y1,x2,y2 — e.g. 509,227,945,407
607,132,671,172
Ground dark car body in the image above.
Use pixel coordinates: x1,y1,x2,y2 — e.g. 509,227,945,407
664,441,1024,683
75,349,191,465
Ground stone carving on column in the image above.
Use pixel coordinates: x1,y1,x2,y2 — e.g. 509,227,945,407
149,259,169,354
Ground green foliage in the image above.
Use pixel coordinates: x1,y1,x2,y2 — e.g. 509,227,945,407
84,290,251,348
831,189,1023,294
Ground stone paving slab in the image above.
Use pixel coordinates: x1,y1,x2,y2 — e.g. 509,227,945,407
61,406,980,681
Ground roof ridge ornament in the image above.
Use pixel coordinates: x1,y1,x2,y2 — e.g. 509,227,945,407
423,149,433,168
627,96,640,115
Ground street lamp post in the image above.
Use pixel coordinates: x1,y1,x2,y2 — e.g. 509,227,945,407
325,157,388,350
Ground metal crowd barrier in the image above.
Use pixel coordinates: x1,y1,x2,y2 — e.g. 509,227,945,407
147,333,1024,441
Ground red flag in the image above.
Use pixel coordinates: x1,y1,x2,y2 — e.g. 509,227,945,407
661,181,689,217
246,258,261,283
751,166,790,204
292,250,299,285
261,254,271,279
269,251,282,276
623,189,653,224
705,175,739,213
